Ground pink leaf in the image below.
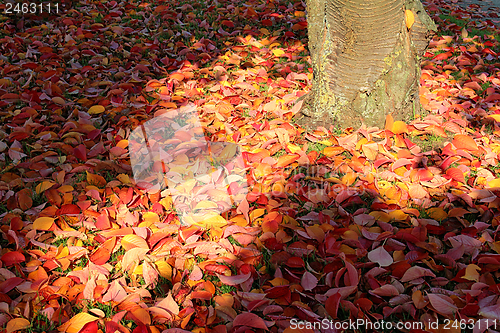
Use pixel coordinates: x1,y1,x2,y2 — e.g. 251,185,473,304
156,292,179,315
401,266,436,282
368,246,393,267
427,293,457,315
369,284,399,297
216,272,251,286
301,271,318,291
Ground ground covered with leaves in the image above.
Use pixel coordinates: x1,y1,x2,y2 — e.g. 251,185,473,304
0,0,499,332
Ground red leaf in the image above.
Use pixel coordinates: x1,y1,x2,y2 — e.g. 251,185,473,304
325,292,341,319
221,20,234,28
1,251,25,266
95,213,112,230
89,247,111,265
79,320,99,333
233,312,268,330
446,167,465,182
261,19,272,27
57,204,81,215
74,144,87,162
0,277,24,293
433,51,452,60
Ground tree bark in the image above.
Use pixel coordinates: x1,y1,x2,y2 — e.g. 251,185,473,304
297,0,436,129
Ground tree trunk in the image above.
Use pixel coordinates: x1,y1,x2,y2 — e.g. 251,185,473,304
297,0,436,129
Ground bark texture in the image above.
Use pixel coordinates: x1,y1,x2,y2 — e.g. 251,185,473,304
298,0,436,129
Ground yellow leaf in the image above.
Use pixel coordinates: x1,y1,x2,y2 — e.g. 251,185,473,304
88,105,105,114
59,312,98,333
488,114,500,122
155,260,172,280
462,264,480,282
117,174,131,184
56,244,70,259
487,178,500,188
193,214,228,228
491,241,500,254
0,79,12,87
6,318,31,333
35,180,56,194
272,49,285,57
287,144,302,154
194,201,219,210
33,217,54,230
230,215,248,227
369,211,391,223
133,264,143,275
250,208,266,221
405,10,415,29
116,139,129,149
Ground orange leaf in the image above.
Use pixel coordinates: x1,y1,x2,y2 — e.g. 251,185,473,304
392,121,408,134
323,146,344,157
33,217,55,230
88,105,105,115
86,171,106,188
6,318,31,333
170,73,184,81
408,183,428,199
412,290,428,309
446,167,464,182
385,114,394,131
362,142,378,160
275,154,299,167
16,188,33,210
89,247,111,265
59,313,98,333
121,234,149,251
405,10,415,29
452,134,478,152
462,264,480,281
